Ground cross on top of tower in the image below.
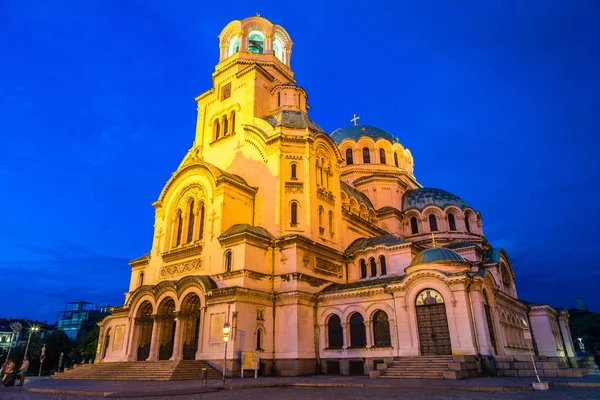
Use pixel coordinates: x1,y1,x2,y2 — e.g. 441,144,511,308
350,114,360,126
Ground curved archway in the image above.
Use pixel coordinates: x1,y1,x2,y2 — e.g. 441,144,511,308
157,298,176,360
135,301,153,361
180,293,201,360
415,289,451,355
327,314,343,349
482,291,498,354
349,313,366,348
102,327,112,359
372,310,391,347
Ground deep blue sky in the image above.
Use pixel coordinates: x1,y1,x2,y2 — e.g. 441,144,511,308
1,1,598,322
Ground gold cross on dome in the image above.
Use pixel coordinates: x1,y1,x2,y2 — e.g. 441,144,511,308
350,114,360,126
431,232,436,248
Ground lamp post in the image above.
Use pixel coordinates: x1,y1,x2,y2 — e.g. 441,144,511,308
222,303,232,386
6,322,23,361
23,325,40,363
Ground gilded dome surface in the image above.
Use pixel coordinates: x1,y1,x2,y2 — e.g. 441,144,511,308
330,125,400,145
402,188,470,212
408,247,469,267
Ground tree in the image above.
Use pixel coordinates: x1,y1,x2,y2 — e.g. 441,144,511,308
78,326,99,363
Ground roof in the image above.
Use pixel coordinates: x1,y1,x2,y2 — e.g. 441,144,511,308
483,247,502,264
445,242,476,250
219,224,275,241
408,247,470,267
340,181,374,209
320,275,406,294
263,110,323,132
402,187,471,212
330,124,401,145
346,235,408,254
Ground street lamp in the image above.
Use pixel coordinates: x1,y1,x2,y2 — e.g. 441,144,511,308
222,303,232,386
24,325,40,363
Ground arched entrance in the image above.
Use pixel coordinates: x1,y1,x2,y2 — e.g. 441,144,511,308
102,328,112,359
180,294,201,360
135,301,153,361
157,298,176,360
483,292,498,353
415,289,451,355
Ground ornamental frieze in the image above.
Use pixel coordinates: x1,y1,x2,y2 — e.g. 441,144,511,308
285,182,304,194
317,187,335,205
160,258,202,278
315,258,343,278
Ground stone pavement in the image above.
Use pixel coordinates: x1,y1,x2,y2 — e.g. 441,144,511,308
3,375,598,398
1,386,600,400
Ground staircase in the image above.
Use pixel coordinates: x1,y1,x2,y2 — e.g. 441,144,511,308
381,356,454,379
53,360,222,380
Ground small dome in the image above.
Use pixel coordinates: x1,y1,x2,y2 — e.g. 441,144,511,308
330,125,401,145
408,247,469,267
402,188,470,212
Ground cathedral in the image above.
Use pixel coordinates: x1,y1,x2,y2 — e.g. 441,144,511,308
96,16,580,378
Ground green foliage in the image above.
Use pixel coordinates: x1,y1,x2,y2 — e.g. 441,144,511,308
570,310,600,354
78,326,99,363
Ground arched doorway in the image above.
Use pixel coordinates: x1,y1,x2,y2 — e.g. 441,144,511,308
102,328,112,359
135,301,153,361
180,294,201,360
415,289,451,355
157,298,176,360
483,292,498,354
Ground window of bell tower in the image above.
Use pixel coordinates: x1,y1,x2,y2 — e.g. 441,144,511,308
273,38,284,63
248,30,264,54
228,36,240,57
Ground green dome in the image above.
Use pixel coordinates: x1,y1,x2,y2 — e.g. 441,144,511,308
408,247,469,267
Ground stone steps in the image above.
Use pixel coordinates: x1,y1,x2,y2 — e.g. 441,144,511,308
380,356,453,379
53,360,222,380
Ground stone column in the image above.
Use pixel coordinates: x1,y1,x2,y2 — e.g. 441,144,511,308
364,321,373,349
170,313,183,360
470,290,491,354
558,312,576,357
341,323,348,349
196,306,207,359
147,316,161,361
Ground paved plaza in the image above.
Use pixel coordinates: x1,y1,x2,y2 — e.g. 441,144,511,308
1,386,600,400
0,375,599,399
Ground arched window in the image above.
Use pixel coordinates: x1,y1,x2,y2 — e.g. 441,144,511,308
256,328,263,350
394,152,399,167
230,111,236,133
379,256,387,275
273,38,284,63
465,215,471,232
248,30,264,54
328,211,334,233
290,163,297,179
138,271,145,287
290,202,298,225
372,310,391,347
186,200,195,244
223,116,229,135
327,314,343,349
362,147,371,163
224,250,233,272
360,259,367,278
175,210,183,246
277,92,281,107
349,313,366,348
429,214,438,231
228,36,240,57
448,214,456,231
379,149,386,164
346,148,353,165
214,119,220,140
318,206,324,228
410,217,419,234
198,202,205,240
369,257,377,277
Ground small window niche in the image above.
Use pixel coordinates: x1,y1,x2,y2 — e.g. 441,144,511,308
222,83,232,100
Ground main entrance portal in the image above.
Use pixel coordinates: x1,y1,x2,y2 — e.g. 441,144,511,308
415,289,452,356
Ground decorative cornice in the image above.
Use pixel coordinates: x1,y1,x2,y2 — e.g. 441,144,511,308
162,243,203,263
280,272,331,287
160,258,203,279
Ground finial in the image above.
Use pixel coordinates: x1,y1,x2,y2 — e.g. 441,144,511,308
350,113,360,126
431,232,436,248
